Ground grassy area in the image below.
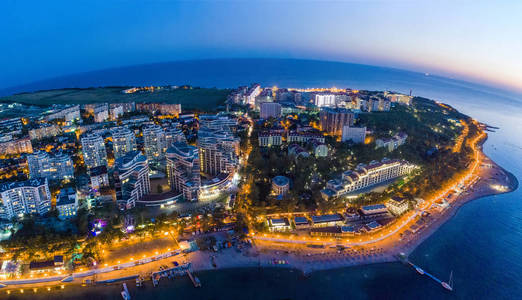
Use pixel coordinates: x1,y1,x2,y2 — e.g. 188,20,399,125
0,86,231,111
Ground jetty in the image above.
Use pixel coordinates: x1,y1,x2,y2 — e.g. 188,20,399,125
186,270,201,288
398,254,453,291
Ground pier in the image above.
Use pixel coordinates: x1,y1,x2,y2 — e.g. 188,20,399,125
399,255,453,291
186,270,201,288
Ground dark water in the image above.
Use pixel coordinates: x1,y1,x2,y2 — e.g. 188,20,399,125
4,59,522,299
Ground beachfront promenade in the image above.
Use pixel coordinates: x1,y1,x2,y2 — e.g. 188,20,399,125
0,250,180,287
251,120,488,249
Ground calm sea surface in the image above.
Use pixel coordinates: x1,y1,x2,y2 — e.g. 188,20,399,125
4,59,522,299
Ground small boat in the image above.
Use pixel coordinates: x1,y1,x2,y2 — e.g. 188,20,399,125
415,267,425,275
441,271,454,291
121,283,131,300
195,276,202,287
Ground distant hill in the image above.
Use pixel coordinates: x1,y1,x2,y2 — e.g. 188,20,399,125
0,86,231,111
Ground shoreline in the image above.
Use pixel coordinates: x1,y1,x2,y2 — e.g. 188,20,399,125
2,138,518,292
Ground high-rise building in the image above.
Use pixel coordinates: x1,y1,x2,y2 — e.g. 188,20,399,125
114,151,150,209
93,103,109,123
341,126,366,143
142,124,166,163
111,127,137,159
260,102,282,119
319,108,355,136
197,127,239,176
81,133,108,170
314,94,336,107
164,126,186,148
27,151,74,181
166,142,201,201
0,178,51,219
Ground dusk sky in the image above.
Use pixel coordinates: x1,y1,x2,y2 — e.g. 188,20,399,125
2,0,521,92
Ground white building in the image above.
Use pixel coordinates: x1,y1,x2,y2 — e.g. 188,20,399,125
89,165,109,191
386,196,409,215
93,103,109,123
114,151,150,209
29,124,61,140
111,127,137,159
322,159,416,199
245,84,261,106
314,94,336,107
272,176,290,196
312,142,328,157
143,124,167,163
0,178,51,219
258,131,283,147
375,132,408,152
110,105,124,120
260,102,282,119
27,151,74,181
342,126,366,143
81,133,108,169
45,105,81,125
56,188,78,219
267,218,291,232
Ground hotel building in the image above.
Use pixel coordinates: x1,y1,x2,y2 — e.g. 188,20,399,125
322,158,416,199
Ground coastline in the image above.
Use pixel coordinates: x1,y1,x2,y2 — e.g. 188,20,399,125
2,135,518,294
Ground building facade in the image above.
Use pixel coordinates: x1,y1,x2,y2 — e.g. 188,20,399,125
114,151,150,209
319,108,355,136
27,151,74,181
258,131,283,147
81,133,108,170
166,142,201,201
197,127,239,176
341,126,366,143
260,102,282,119
0,178,51,219
314,94,336,107
142,124,167,163
111,127,137,159
56,187,78,219
322,159,416,199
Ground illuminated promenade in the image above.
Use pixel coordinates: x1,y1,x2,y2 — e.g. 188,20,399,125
251,119,492,250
